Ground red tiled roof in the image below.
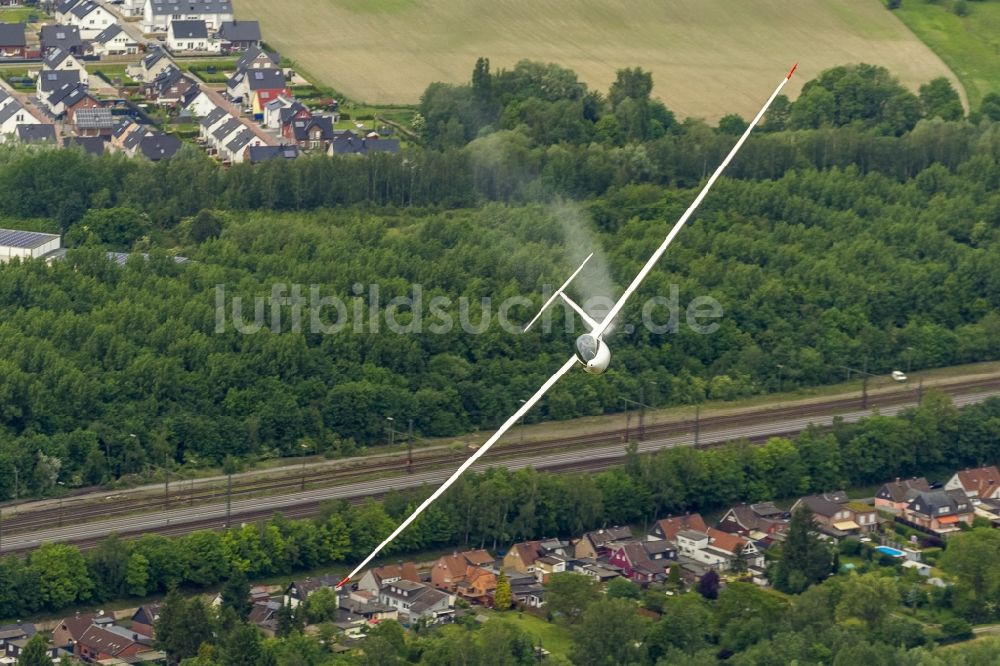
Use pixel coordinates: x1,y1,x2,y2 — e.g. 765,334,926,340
655,514,707,540
957,466,1000,498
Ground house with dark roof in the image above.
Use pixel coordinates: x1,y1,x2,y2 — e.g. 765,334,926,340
43,46,89,84
573,526,633,560
217,19,260,51
92,24,139,56
329,131,401,157
16,124,56,144
284,114,333,151
791,491,876,537
377,580,453,624
716,503,789,540
228,67,289,117
63,0,116,40
247,144,300,164
145,66,198,106
70,105,115,136
358,562,421,594
138,132,182,161
36,68,80,101
0,98,38,137
127,47,172,82
235,44,278,71
904,489,974,534
39,24,84,56
168,19,218,53
223,127,264,163
46,81,91,117
63,135,105,155
608,542,670,584
946,466,1000,501
502,540,543,574
263,96,308,129
74,624,150,662
129,604,161,639
142,0,233,32
875,477,932,512
283,574,340,608
0,22,27,58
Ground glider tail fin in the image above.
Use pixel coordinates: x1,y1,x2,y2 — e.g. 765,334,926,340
523,253,594,333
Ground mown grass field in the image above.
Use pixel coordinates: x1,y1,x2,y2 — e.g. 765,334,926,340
237,0,958,120
893,0,1000,110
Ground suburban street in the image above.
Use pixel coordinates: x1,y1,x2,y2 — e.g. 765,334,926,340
2,387,996,553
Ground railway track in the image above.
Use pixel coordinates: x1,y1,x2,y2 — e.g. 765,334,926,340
1,376,997,549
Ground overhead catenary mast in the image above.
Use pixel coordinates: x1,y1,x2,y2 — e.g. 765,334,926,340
336,64,798,589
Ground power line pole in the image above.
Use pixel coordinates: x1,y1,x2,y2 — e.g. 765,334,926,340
638,384,646,442
164,454,170,510
694,405,701,447
225,473,232,528
407,419,414,472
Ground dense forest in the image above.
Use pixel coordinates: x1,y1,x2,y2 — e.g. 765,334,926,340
0,62,999,494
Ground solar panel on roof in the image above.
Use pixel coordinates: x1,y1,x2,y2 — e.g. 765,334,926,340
0,229,60,249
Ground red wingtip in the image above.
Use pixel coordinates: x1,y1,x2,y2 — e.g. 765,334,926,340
786,62,798,80
336,576,351,589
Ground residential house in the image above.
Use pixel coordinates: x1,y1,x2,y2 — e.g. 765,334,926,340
567,558,622,583
217,19,260,51
573,526,633,560
378,580,453,624
229,67,289,117
3,638,68,663
705,527,764,569
63,89,104,123
139,131,182,161
457,565,496,605
608,542,668,584
127,48,172,83
792,492,876,538
209,115,243,152
129,604,161,639
285,114,333,151
71,110,115,140
0,99,39,138
74,624,151,662
0,624,36,653
430,550,494,590
122,122,150,156
946,466,1000,500
43,46,89,84
534,555,567,584
247,600,282,636
121,0,145,16
168,19,218,53
222,127,265,163
284,574,340,608
182,89,218,117
506,570,546,609
649,514,708,541
357,561,420,594
675,530,731,571
145,66,198,107
263,96,308,129
15,124,56,143
247,144,299,163
503,540,543,574
45,82,89,117
329,131,401,156
111,118,148,151
63,0,116,40
716,502,788,540
235,44,278,71
904,489,974,534
142,0,234,33
198,105,229,143
92,24,138,56
875,477,932,512
0,22,26,58
39,24,84,56
52,614,101,650
36,68,80,103
332,607,369,639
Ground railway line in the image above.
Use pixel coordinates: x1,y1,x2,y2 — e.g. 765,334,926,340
1,380,997,553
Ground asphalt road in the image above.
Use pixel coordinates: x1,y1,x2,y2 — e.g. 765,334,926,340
2,389,996,552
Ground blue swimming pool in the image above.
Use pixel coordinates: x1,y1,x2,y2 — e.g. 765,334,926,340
875,546,905,558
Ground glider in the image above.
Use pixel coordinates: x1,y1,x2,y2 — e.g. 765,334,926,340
337,64,798,589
